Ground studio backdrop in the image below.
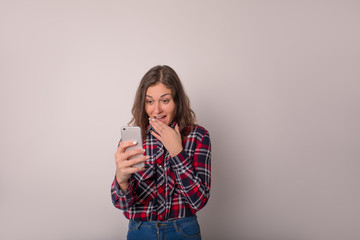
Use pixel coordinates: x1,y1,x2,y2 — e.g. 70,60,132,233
1,1,359,240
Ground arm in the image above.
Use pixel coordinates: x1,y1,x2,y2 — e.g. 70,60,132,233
170,130,211,210
111,140,148,210
148,119,211,210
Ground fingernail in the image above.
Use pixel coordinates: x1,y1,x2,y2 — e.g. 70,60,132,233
146,155,150,159
133,141,137,144
142,149,145,152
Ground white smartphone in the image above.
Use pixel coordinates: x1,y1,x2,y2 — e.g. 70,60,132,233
120,126,145,168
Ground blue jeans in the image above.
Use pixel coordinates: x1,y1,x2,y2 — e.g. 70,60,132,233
127,216,201,240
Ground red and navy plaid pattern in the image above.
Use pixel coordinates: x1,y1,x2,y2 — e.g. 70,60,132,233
111,124,211,221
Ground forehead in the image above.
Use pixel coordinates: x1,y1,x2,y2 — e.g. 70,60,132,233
146,83,172,97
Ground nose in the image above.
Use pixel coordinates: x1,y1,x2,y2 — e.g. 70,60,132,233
154,102,162,114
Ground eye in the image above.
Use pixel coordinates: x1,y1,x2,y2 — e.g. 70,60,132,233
162,99,170,104
145,100,153,104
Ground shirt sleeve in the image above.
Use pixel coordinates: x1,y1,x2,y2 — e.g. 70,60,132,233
111,175,136,210
169,130,211,211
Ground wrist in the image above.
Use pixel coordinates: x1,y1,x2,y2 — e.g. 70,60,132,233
117,179,129,191
117,179,129,185
170,147,183,157
116,173,129,185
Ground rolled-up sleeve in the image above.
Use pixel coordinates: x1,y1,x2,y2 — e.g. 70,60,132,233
111,176,136,210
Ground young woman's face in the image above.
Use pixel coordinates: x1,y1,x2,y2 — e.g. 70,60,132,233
145,83,176,125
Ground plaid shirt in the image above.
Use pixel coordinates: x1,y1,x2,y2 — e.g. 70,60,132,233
111,124,211,221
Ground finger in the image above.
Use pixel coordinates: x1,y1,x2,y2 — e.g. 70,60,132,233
124,148,145,159
124,155,149,168
149,118,167,130
149,122,162,135
149,118,174,138
175,123,180,135
125,166,146,174
117,140,139,153
149,118,160,129
150,130,161,140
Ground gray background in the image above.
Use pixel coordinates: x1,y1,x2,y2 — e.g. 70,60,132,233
1,1,359,239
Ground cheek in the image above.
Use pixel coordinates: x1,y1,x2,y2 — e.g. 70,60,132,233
145,105,152,116
168,104,176,116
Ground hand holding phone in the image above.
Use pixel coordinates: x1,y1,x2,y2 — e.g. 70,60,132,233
115,126,148,190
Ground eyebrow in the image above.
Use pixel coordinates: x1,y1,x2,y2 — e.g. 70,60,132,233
145,93,171,98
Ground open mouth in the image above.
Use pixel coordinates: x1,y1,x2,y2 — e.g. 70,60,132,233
154,115,166,120
153,115,167,123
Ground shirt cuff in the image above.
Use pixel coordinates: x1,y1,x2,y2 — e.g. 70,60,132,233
113,176,134,197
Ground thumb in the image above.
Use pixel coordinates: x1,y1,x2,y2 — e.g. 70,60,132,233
175,124,180,134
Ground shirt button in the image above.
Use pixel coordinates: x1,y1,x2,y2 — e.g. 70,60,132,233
158,214,164,219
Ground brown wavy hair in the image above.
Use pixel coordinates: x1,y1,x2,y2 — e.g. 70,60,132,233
129,65,196,139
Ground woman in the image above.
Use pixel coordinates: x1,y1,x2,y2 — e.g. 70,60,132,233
111,65,211,240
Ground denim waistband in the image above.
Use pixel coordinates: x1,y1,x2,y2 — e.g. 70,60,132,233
130,216,197,230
